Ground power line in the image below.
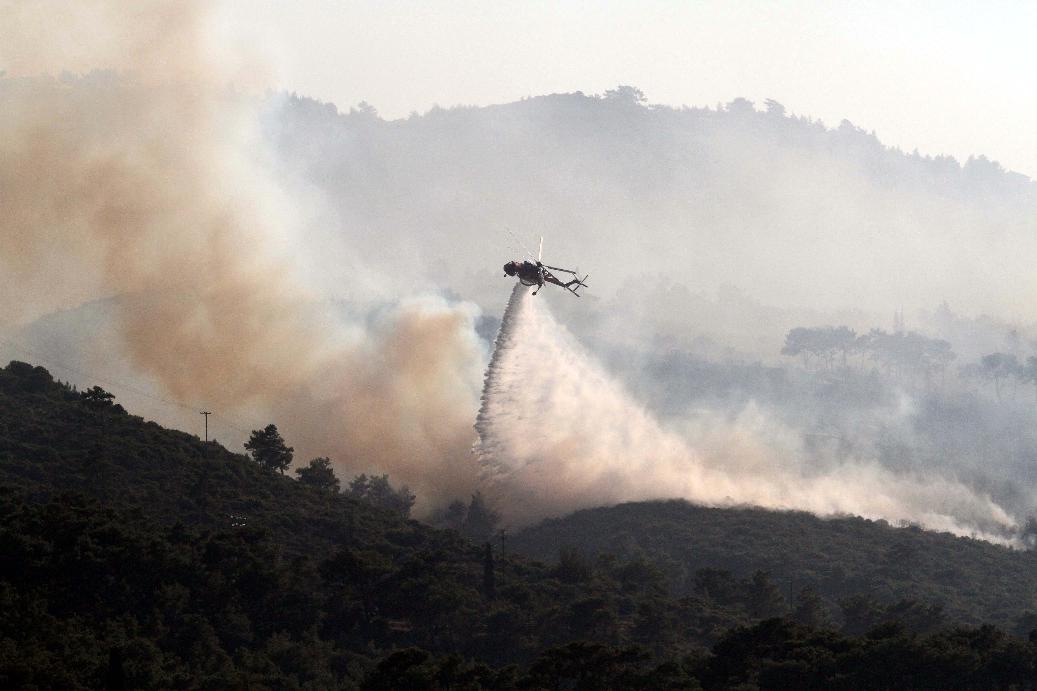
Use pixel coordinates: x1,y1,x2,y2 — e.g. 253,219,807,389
0,338,343,462
200,411,212,442
0,339,252,437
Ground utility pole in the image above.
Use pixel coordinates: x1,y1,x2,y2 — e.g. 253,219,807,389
200,411,211,442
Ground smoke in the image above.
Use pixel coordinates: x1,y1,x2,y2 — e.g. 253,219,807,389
476,283,1018,542
0,1,486,506
0,2,311,402
3,4,1032,538
271,297,486,511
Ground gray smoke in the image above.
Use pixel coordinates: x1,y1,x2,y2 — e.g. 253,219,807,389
476,283,1018,542
0,1,487,510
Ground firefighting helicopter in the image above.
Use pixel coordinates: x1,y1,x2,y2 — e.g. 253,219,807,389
503,235,589,297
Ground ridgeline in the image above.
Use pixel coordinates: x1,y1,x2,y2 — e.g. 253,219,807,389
3,360,1037,689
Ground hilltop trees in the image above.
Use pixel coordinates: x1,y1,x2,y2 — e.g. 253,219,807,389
244,424,294,474
428,492,503,540
295,456,340,492
9,360,1037,687
781,326,857,369
978,352,1021,401
462,492,501,542
1022,357,1037,401
81,385,115,406
346,474,415,517
858,329,955,383
780,325,956,385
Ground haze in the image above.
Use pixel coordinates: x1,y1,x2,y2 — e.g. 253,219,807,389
229,0,1037,178
4,1,1037,542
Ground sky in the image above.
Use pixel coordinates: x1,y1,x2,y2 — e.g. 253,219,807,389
223,0,1037,178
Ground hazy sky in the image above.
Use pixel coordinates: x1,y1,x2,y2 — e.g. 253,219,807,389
224,0,1037,178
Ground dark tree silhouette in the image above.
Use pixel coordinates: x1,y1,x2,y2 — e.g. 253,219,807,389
745,570,786,619
858,329,955,383
1019,356,1037,401
463,492,501,542
346,473,415,516
482,542,496,599
295,456,340,492
781,326,857,370
979,352,1020,401
792,586,832,629
244,424,294,474
443,499,467,531
82,385,115,406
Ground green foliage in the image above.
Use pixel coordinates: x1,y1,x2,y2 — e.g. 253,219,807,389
482,543,497,600
463,491,501,542
243,424,293,474
555,547,593,584
346,473,415,517
859,329,956,381
782,326,957,382
975,352,1022,400
792,587,833,630
782,326,857,370
510,500,1037,633
295,456,340,492
700,618,1037,690
4,360,1037,687
81,385,116,406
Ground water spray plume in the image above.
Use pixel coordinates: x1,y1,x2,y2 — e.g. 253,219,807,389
476,284,1018,542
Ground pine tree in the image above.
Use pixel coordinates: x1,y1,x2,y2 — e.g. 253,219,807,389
244,424,293,474
295,457,340,492
482,542,496,599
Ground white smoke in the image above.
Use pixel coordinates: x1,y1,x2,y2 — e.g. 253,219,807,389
476,283,1019,542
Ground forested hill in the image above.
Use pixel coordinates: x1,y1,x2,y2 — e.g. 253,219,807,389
266,87,1037,320
510,500,1037,633
0,360,397,558
6,359,1037,689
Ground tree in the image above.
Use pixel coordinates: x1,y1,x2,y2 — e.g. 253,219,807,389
82,385,115,406
764,99,786,117
693,568,741,607
781,326,857,370
244,424,293,474
792,587,832,629
603,85,646,104
859,329,954,384
726,97,756,115
346,474,415,517
979,352,1020,401
443,500,467,531
1019,357,1037,402
463,492,501,542
555,547,592,584
744,570,786,619
295,457,339,492
781,327,817,368
482,543,496,600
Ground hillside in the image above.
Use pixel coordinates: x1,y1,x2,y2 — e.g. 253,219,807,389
510,500,1037,633
5,360,1037,688
268,89,1037,322
0,361,731,687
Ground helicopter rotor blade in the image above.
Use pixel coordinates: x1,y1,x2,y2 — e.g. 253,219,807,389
542,264,577,274
504,227,538,262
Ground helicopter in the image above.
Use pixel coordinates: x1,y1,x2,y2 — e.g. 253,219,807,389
503,236,589,297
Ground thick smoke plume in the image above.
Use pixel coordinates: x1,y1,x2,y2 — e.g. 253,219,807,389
0,1,313,403
477,284,1018,542
0,1,484,507
5,3,1035,537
